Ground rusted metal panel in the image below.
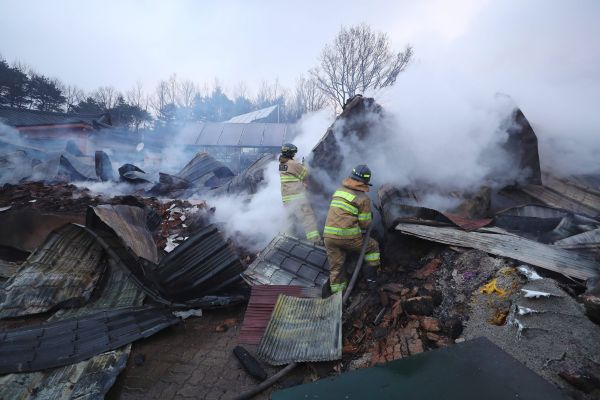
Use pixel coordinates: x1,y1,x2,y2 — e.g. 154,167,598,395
258,292,342,365
0,224,106,319
243,234,329,288
396,223,599,280
238,285,320,345
87,204,158,263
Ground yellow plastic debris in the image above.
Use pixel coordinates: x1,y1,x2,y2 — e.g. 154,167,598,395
480,279,507,297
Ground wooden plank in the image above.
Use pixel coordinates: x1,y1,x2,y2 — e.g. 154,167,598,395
554,228,600,249
520,185,598,216
543,176,600,212
396,223,599,280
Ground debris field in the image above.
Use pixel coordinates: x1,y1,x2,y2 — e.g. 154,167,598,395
0,96,599,400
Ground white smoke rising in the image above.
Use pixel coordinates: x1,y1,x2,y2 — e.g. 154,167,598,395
433,0,600,177
312,0,600,212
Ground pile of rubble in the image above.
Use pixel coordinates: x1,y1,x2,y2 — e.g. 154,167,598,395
0,96,599,399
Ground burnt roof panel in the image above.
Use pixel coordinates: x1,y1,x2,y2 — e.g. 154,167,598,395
243,234,330,288
86,205,158,263
0,306,178,374
0,224,107,319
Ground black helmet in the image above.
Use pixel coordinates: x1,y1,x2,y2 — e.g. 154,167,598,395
350,164,372,186
281,143,298,158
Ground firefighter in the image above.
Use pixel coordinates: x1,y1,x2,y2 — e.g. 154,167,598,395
279,143,322,243
323,165,380,294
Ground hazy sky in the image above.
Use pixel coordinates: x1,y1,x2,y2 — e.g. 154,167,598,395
0,0,486,94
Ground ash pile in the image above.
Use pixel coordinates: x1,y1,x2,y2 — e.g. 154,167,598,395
0,96,599,399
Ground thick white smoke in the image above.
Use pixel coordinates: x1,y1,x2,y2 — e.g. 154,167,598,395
310,0,600,211
423,0,600,177
208,110,334,249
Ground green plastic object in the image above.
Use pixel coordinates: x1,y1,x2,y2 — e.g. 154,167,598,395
273,337,566,400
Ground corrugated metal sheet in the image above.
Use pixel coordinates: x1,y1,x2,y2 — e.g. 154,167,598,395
85,222,245,307
243,234,329,288
183,122,292,148
86,205,158,263
0,260,145,399
0,346,131,400
238,285,321,345
396,223,599,280
0,305,178,374
226,105,278,123
176,152,234,186
0,224,106,319
157,224,245,300
257,292,342,365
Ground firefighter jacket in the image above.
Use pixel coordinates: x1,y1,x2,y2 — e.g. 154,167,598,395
323,178,373,239
279,156,309,203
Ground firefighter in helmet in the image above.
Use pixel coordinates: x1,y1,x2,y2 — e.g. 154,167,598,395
279,143,322,243
324,165,380,294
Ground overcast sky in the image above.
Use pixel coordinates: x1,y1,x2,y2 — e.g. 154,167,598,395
0,0,488,94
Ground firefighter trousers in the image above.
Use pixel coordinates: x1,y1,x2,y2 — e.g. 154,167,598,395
285,198,321,242
324,236,380,293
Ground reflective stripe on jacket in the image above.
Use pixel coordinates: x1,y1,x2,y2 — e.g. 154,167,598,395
279,156,309,203
323,178,372,239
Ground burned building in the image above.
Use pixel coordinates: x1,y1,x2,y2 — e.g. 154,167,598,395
0,95,599,400
0,106,111,153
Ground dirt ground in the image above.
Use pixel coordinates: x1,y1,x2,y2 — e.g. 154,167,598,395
107,307,276,400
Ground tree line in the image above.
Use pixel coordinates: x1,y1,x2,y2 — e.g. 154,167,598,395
0,24,413,131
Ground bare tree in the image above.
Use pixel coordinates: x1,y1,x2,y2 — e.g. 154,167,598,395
126,81,145,108
94,86,119,111
310,24,413,109
255,79,279,107
295,75,327,113
232,81,250,99
177,79,197,109
62,84,84,113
